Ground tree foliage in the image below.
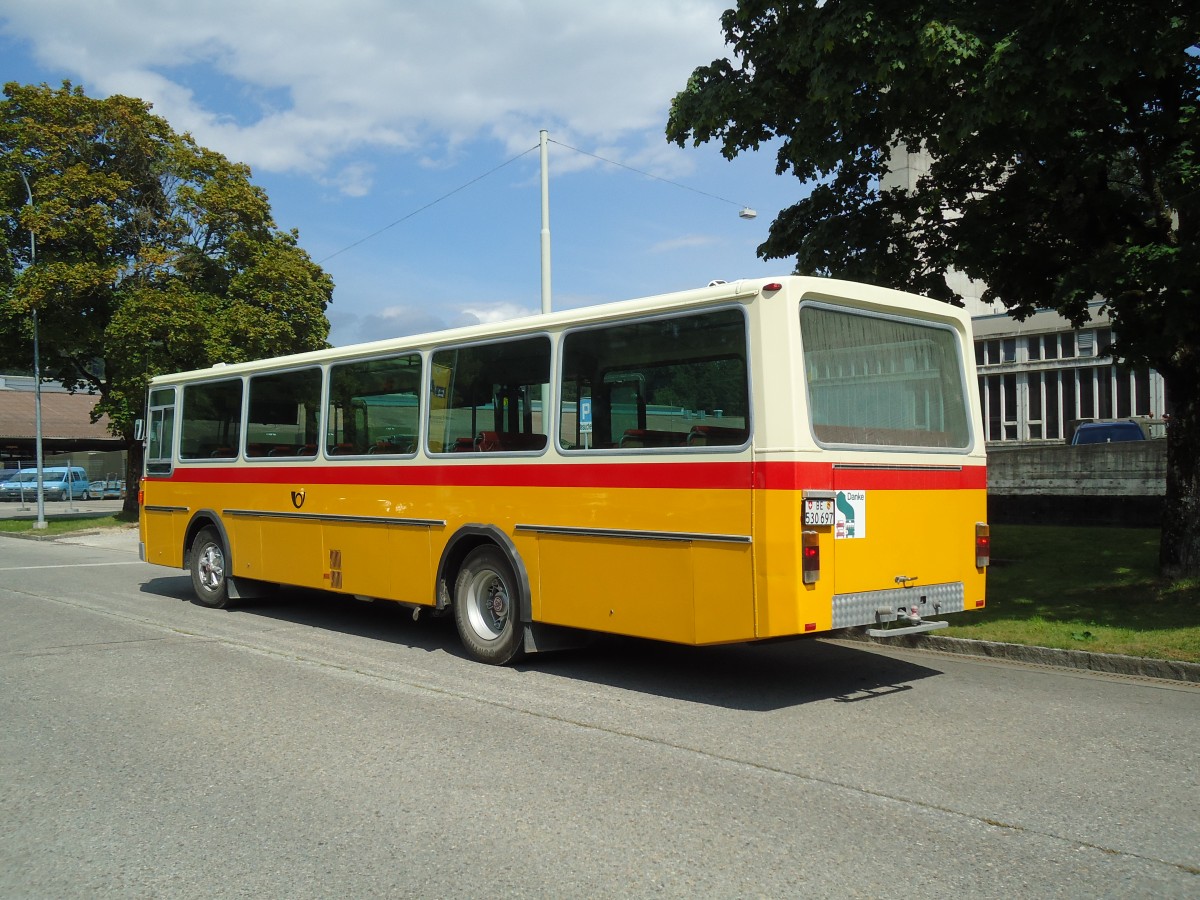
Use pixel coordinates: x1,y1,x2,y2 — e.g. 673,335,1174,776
667,1,1200,574
1,82,333,504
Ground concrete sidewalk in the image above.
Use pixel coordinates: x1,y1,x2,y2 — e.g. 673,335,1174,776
52,524,141,552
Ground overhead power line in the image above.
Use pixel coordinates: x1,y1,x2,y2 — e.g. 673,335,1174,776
548,138,754,214
317,144,539,264
317,135,757,264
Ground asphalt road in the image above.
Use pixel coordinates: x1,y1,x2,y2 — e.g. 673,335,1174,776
2,530,1198,898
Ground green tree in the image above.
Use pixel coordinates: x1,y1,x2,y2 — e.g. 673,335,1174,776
667,1,1200,575
1,82,333,510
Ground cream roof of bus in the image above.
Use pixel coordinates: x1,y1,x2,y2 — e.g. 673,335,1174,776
148,276,971,385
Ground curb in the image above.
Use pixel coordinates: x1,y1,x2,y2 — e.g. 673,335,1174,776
0,529,60,542
843,632,1200,684
0,526,138,543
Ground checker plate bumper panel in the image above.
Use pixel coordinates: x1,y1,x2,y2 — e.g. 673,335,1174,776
832,582,965,629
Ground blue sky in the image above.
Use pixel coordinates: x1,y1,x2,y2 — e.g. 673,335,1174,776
2,1,804,347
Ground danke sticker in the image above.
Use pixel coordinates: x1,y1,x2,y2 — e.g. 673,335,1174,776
834,490,866,539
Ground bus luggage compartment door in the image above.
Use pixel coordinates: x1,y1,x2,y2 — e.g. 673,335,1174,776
827,469,978,618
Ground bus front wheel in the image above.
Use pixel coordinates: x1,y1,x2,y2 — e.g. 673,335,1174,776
189,526,230,609
453,546,524,665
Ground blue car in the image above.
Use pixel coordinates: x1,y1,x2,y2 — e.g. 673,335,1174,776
1070,421,1146,445
0,466,92,501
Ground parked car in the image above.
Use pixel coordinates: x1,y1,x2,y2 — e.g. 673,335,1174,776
0,466,92,501
1070,420,1147,445
88,478,126,500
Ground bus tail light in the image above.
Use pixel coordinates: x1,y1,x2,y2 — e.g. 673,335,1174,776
802,530,820,584
975,523,990,568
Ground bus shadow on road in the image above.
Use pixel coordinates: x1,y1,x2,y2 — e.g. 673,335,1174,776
139,576,464,655
138,577,941,710
525,636,938,710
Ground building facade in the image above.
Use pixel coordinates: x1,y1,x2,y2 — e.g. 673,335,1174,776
883,147,1169,447
972,305,1166,444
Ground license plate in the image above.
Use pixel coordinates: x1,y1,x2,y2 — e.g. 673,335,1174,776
803,498,835,526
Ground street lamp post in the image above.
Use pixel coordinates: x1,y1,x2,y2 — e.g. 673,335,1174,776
17,170,47,530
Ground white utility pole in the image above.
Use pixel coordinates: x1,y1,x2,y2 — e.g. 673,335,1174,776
539,129,551,314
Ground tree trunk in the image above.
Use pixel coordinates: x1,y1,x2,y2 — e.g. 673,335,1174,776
1160,376,1200,577
122,436,143,517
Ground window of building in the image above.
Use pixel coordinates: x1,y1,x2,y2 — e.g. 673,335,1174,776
1045,371,1061,439
1028,372,1043,439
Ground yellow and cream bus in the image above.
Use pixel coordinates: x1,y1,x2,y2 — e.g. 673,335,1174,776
138,276,988,664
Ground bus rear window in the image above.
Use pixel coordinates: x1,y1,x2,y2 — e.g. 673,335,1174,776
800,305,970,449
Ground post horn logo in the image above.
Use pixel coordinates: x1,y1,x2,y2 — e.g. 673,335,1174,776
290,489,306,509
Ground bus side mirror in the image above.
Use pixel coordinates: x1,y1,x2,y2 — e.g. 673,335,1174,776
134,419,145,441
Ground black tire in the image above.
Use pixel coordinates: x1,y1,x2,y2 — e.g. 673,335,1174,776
453,546,524,665
189,526,231,608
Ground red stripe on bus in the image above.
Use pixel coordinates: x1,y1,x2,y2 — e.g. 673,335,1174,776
753,462,987,491
150,460,985,492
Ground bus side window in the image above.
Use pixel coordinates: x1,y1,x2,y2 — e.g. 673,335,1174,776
559,308,749,452
328,353,422,457
179,379,243,461
246,367,322,459
146,388,176,475
428,337,551,455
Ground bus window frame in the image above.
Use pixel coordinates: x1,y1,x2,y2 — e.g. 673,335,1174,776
798,299,976,454
244,363,324,461
145,386,177,476
425,333,554,458
324,350,425,460
178,376,247,463
556,303,753,455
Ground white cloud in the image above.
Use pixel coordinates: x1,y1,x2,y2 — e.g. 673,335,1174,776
330,302,452,346
4,0,732,190
458,301,540,326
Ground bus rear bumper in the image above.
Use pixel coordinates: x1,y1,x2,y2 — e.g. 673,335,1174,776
832,582,965,630
866,618,950,638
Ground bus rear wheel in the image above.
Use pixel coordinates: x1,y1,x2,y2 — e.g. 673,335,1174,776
453,546,524,665
189,526,230,609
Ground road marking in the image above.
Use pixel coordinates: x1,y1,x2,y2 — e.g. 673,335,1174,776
0,561,145,571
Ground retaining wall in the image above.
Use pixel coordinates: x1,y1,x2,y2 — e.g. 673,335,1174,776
986,441,1166,526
